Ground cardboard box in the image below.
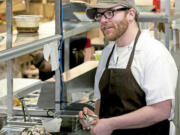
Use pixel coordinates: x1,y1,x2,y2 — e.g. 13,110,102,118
89,0,97,5
70,0,90,3
29,3,43,16
28,2,55,20
63,0,97,4
76,28,105,45
0,0,26,14
0,24,6,33
44,3,55,20
87,28,104,45
135,0,153,7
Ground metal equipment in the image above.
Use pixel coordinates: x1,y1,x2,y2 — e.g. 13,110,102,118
63,2,88,21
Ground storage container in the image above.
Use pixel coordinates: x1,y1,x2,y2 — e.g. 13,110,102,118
14,15,41,33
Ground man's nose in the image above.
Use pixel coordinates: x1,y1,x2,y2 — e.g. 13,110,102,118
99,15,108,23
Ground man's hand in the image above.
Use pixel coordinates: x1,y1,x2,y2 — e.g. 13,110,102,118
90,118,113,135
79,107,97,130
79,107,113,135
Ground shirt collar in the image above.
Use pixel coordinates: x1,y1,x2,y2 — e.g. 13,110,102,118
112,30,151,62
120,30,151,51
112,30,151,58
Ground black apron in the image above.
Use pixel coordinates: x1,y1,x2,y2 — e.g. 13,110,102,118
99,30,170,135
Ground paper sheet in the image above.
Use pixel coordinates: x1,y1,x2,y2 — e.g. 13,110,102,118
43,41,59,71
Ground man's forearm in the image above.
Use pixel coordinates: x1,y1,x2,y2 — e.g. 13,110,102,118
107,99,171,130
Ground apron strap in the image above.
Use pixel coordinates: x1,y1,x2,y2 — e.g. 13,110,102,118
105,30,141,69
105,44,116,68
126,30,141,69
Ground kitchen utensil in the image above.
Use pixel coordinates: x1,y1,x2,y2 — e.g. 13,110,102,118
82,113,98,130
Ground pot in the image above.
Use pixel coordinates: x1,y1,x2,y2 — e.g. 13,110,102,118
0,113,7,130
14,15,41,33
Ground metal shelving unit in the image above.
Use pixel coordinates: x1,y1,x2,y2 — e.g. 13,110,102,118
0,0,99,116
0,0,62,116
0,35,61,63
138,0,180,49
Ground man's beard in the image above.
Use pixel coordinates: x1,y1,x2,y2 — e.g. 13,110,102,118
102,18,129,41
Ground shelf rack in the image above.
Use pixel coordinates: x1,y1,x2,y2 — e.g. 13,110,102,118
0,0,100,116
0,0,62,116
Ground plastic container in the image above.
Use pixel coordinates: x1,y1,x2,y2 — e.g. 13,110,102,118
94,50,102,61
153,0,160,12
14,15,41,33
42,118,62,133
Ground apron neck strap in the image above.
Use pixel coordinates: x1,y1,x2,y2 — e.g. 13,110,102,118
126,30,141,69
106,44,116,68
105,30,141,69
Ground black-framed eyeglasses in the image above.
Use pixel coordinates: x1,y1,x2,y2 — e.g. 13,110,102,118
94,7,130,21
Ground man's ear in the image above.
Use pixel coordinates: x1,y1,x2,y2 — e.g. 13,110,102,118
127,8,136,23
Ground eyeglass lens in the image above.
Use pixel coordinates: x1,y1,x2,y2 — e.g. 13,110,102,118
95,10,113,21
94,8,129,21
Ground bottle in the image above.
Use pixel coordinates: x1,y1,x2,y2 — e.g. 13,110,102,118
153,0,161,13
